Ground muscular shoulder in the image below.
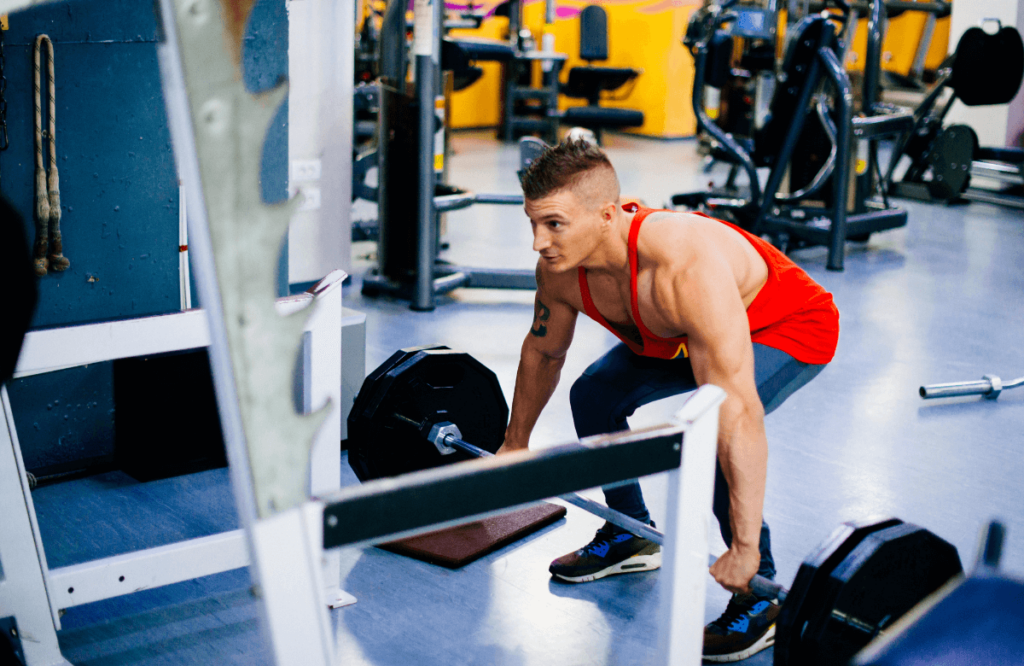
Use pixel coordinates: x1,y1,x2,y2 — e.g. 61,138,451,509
636,212,719,273
535,259,580,306
638,214,742,311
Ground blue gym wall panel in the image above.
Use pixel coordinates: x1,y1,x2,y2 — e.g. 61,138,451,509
5,0,290,478
1,0,178,329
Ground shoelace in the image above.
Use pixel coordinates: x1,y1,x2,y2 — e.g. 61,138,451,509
710,595,754,632
580,528,621,556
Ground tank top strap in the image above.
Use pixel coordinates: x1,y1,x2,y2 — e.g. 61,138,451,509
627,206,664,343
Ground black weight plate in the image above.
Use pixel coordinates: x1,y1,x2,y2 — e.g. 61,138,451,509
800,522,963,666
348,344,449,438
774,518,902,666
348,348,509,482
927,124,977,200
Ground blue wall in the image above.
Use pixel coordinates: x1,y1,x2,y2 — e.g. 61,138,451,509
6,0,290,476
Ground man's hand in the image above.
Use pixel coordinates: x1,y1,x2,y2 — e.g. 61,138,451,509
496,440,527,456
710,545,761,595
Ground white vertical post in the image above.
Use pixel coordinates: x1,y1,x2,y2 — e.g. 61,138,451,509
302,274,355,607
249,503,335,666
0,388,72,666
657,385,726,666
286,0,352,284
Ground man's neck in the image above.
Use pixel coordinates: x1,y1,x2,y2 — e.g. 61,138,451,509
579,206,633,274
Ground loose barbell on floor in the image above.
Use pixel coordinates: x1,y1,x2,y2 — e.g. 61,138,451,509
348,346,965,665
920,373,1024,400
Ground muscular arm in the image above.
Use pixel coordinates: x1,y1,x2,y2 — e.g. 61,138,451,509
500,267,578,452
654,236,767,593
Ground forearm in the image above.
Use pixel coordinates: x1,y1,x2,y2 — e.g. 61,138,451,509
503,338,565,449
717,397,768,554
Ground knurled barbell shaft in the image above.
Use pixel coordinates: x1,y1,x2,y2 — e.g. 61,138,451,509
404,415,890,633
441,432,789,603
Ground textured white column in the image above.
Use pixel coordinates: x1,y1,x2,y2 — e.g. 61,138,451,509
287,0,353,284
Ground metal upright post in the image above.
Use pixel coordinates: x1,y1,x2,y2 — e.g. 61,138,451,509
413,0,436,311
657,386,726,666
820,47,853,271
857,0,884,210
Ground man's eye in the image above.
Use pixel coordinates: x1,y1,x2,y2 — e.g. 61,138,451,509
549,221,561,229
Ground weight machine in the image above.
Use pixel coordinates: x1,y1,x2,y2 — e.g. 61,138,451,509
360,0,538,311
884,21,1024,210
673,0,915,271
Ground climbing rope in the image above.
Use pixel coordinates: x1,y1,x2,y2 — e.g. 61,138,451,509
0,27,10,190
33,34,68,276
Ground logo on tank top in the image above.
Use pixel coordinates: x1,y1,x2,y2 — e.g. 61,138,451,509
671,342,689,359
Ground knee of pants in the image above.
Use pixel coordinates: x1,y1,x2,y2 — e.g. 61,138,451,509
570,374,627,437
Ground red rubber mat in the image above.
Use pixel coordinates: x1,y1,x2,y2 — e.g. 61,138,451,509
380,503,567,568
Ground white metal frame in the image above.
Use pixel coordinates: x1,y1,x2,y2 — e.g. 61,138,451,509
0,270,348,665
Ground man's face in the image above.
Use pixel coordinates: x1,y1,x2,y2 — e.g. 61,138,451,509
525,188,608,273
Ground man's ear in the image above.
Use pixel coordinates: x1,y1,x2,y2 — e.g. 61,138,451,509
601,201,616,225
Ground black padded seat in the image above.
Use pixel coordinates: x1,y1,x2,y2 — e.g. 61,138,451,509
563,66,639,103
442,38,515,91
563,105,644,128
446,37,515,62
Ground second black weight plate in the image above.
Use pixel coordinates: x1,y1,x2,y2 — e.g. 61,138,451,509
348,348,509,482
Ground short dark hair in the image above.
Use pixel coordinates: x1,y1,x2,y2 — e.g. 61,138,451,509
520,138,615,201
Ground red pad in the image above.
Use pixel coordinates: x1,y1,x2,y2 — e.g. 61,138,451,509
380,503,567,568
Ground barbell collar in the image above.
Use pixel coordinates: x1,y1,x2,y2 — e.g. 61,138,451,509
982,375,1003,400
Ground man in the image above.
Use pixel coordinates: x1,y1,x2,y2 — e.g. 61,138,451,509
496,139,839,662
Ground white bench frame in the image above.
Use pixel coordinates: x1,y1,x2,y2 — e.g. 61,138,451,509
0,270,347,666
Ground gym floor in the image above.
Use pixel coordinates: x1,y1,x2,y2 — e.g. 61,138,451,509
31,131,1024,665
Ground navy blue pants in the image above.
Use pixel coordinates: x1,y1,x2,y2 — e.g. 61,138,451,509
570,342,826,581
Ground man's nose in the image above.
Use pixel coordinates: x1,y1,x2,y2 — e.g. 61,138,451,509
532,227,549,253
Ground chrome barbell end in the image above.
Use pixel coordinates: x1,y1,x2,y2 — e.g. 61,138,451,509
428,421,461,455
982,374,1002,400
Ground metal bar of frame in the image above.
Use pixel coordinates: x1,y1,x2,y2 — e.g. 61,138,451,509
819,47,854,271
322,428,687,549
414,0,438,311
0,387,72,666
753,35,826,231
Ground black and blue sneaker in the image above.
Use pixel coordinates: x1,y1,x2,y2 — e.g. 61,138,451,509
549,521,661,583
703,592,780,662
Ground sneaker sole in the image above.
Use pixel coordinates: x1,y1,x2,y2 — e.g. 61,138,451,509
702,623,776,663
551,551,662,583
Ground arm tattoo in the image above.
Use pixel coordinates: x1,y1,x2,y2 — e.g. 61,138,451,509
530,300,551,337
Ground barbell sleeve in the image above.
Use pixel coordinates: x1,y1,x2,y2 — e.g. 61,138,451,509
919,379,997,399
442,433,790,602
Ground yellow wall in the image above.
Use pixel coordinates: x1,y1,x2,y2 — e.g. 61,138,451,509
449,0,701,138
448,0,949,135
844,7,950,74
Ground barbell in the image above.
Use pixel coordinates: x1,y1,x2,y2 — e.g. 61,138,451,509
348,346,964,665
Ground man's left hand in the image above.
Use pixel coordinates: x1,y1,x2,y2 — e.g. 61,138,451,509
710,545,761,595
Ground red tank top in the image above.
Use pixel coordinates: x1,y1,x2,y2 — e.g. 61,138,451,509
577,205,839,365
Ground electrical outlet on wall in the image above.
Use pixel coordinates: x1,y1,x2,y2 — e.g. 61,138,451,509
291,159,321,183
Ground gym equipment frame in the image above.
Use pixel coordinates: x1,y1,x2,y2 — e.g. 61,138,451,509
0,270,346,666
